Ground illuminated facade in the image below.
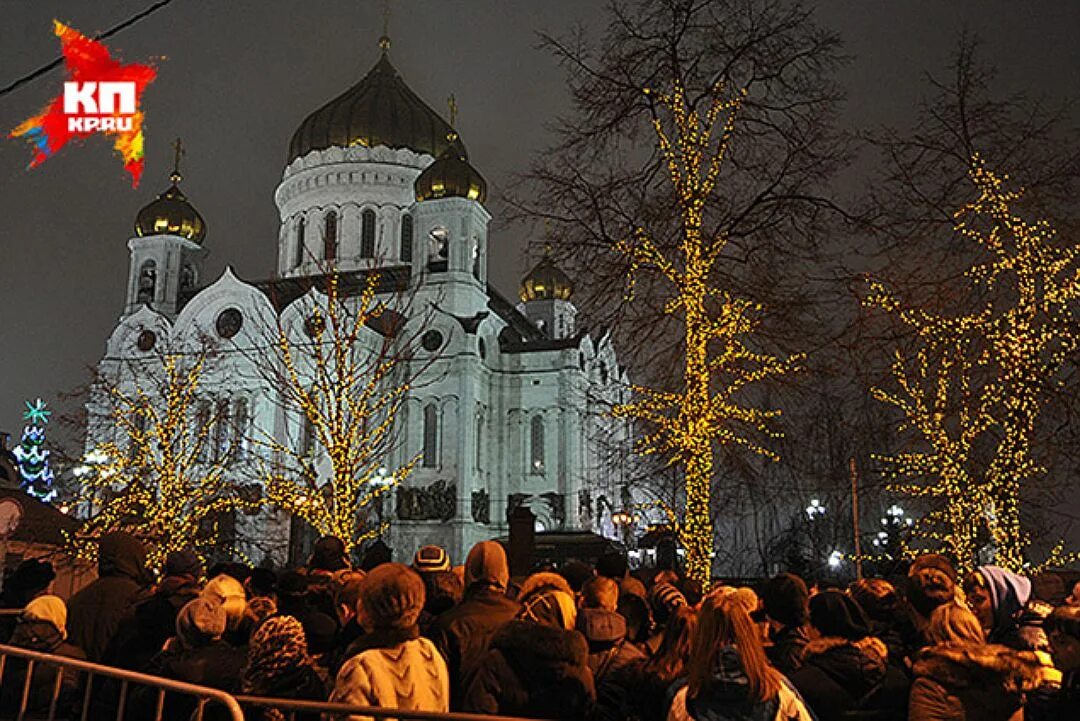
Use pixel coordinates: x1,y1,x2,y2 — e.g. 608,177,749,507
89,39,630,565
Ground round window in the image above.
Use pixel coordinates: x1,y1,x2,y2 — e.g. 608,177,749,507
136,329,157,351
421,329,444,352
304,313,325,338
215,308,243,339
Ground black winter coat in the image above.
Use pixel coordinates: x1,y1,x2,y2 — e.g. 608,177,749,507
102,575,201,672
67,534,150,662
578,607,647,683
766,624,811,676
463,620,596,721
788,636,909,721
128,640,248,721
428,586,519,708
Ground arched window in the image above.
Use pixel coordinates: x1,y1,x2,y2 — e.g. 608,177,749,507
180,263,197,291
213,398,230,462
299,412,315,457
400,214,414,262
530,415,545,472
472,237,481,280
232,397,249,462
196,401,211,462
129,407,147,461
361,209,376,258
475,411,484,471
423,403,439,468
324,211,338,260
295,217,306,267
137,260,156,304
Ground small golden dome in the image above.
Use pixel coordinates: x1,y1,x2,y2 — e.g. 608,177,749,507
414,141,487,204
520,254,573,302
134,171,206,243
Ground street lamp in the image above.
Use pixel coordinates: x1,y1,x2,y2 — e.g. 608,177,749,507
806,498,826,520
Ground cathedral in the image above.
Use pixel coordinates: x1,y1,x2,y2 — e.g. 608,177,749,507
89,35,632,565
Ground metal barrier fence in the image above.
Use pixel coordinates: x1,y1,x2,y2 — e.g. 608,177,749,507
0,643,243,721
0,643,537,721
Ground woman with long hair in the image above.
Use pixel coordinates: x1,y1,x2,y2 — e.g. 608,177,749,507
668,592,812,721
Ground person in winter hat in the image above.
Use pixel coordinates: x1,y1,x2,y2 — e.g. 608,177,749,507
0,558,56,642
242,615,327,721
760,572,812,675
429,540,519,709
910,601,1045,721
965,565,1050,652
1046,605,1080,717
464,586,595,720
0,595,85,718
412,544,451,574
67,531,151,661
577,575,646,683
310,535,351,574
103,547,204,672
788,590,909,721
330,563,449,720
668,591,812,721
133,597,246,721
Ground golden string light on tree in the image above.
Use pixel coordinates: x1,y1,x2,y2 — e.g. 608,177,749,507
72,352,254,570
613,80,800,588
867,155,1080,573
257,272,418,557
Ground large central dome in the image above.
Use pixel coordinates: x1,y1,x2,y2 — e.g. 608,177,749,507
288,47,466,163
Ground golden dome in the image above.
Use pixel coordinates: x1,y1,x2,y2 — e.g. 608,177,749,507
520,254,573,302
414,139,487,203
288,49,466,163
134,172,206,243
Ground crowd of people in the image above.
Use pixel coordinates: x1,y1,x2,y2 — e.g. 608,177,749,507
2,532,1080,721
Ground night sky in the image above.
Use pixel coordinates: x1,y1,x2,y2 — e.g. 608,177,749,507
1,1,1077,450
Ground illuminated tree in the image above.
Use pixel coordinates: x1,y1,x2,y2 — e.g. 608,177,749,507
73,351,252,570
613,80,800,587
13,398,57,501
866,156,1080,572
253,272,420,557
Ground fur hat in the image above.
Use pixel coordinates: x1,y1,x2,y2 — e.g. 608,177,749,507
464,540,509,592
412,545,451,574
23,595,67,639
809,589,871,640
176,597,226,649
359,563,425,631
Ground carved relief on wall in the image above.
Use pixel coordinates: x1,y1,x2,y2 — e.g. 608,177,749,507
578,490,593,527
471,489,490,524
396,480,456,521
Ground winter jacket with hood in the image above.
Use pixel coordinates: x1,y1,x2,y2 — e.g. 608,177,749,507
463,619,596,720
788,636,909,721
909,642,1044,721
0,618,86,717
666,646,813,721
578,607,647,683
67,531,151,661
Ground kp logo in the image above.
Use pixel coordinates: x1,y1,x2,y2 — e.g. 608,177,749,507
9,21,157,187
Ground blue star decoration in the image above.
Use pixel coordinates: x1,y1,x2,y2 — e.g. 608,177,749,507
23,398,52,426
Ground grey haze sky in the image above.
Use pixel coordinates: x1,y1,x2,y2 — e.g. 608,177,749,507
0,1,1078,446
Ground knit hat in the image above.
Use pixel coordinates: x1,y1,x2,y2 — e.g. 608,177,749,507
809,589,871,641
761,573,810,627
520,587,577,631
464,540,509,592
359,562,426,631
23,595,67,640
175,597,227,649
311,535,350,572
649,582,688,624
413,545,451,574
165,549,202,579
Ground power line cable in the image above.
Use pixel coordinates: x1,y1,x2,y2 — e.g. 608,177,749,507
0,0,177,99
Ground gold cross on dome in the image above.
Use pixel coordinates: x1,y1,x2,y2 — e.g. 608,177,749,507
448,94,458,127
170,137,185,183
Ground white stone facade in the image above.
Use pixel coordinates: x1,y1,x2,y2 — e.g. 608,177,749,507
89,124,632,568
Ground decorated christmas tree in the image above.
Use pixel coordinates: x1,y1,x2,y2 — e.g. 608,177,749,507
13,398,57,502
